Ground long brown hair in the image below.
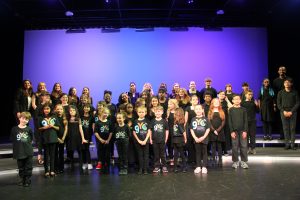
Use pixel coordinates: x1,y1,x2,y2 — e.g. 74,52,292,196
174,107,185,124
207,98,225,120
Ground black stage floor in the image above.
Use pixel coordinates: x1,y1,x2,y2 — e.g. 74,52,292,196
0,147,300,200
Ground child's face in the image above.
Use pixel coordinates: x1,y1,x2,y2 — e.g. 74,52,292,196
168,102,175,110
61,95,68,103
155,109,163,118
151,98,159,106
137,109,146,118
83,106,90,113
116,114,124,124
126,104,133,113
69,108,76,117
232,96,241,106
218,92,225,100
43,106,51,116
191,96,198,105
55,106,63,116
204,95,212,103
195,106,203,116
104,93,111,103
19,116,29,126
101,111,109,119
212,99,220,107
245,92,253,100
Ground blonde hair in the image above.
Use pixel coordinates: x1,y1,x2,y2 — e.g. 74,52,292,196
19,112,32,120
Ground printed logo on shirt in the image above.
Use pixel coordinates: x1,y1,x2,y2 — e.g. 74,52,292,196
154,124,163,132
115,131,126,139
17,131,29,142
192,118,207,131
41,118,56,126
100,125,109,133
82,119,90,127
134,122,148,134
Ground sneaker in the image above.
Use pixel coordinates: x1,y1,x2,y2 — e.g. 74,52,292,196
263,136,268,140
232,162,239,169
96,162,102,170
119,169,124,175
252,148,256,154
182,166,188,173
202,167,208,174
17,178,24,186
138,169,143,175
268,135,273,140
153,167,161,173
82,164,87,170
123,169,128,175
162,167,168,173
194,167,201,174
88,164,93,170
23,179,31,187
240,161,249,169
170,159,174,166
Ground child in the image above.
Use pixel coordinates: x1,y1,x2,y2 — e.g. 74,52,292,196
228,94,249,169
10,112,34,187
190,105,210,174
54,104,68,174
172,107,187,173
241,89,259,154
208,98,225,165
133,106,151,175
38,103,60,177
80,103,94,170
277,78,300,150
166,99,178,166
151,106,169,173
94,107,113,172
114,112,131,175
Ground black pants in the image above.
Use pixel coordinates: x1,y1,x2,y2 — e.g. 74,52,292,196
186,129,196,163
247,120,256,149
211,141,222,159
223,122,232,152
128,136,138,166
166,134,174,159
231,132,248,162
153,142,167,168
82,143,91,164
281,112,297,144
69,148,83,168
44,143,56,173
17,156,33,178
173,142,186,168
116,139,129,169
55,143,65,171
262,121,272,137
97,142,111,166
194,143,207,167
135,142,149,171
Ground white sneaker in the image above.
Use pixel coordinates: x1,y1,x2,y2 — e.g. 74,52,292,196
201,167,208,174
240,161,249,169
82,164,87,170
87,164,93,170
232,162,239,169
194,167,201,174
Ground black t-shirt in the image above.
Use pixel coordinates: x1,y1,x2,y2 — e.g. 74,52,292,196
81,115,94,141
94,120,113,140
10,126,34,159
114,124,130,140
133,118,151,141
189,116,210,144
151,118,169,143
38,116,60,144
172,123,185,143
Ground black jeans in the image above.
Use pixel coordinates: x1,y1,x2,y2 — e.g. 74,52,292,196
116,139,129,169
247,120,256,149
153,142,167,167
281,112,297,144
44,143,56,173
135,142,149,171
173,142,186,168
17,156,33,178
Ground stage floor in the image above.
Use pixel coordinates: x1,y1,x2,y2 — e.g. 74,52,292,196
0,147,299,200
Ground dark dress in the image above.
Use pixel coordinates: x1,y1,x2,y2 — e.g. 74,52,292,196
67,120,82,151
209,112,225,142
258,88,275,122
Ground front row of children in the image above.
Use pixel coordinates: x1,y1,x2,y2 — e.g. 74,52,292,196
11,94,249,186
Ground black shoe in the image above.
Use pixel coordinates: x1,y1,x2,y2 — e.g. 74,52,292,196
174,168,179,173
182,167,187,173
291,144,297,150
138,169,143,175
267,135,273,140
23,178,31,187
17,178,24,186
284,144,290,150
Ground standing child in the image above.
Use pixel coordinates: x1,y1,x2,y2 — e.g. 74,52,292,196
151,106,169,173
133,106,151,175
80,103,94,170
114,112,131,175
38,103,60,177
172,107,187,173
228,94,249,169
241,89,259,154
94,107,113,173
10,112,34,187
190,105,210,174
166,99,178,166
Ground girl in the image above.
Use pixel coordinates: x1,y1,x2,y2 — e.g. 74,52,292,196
68,87,80,107
114,112,131,175
54,104,68,173
190,105,210,174
66,105,88,170
80,87,93,105
258,78,275,140
38,103,59,177
166,99,178,166
208,98,225,165
133,106,151,175
177,88,191,110
148,96,160,121
50,83,63,106
172,107,187,172
80,103,94,170
128,82,139,105
94,107,113,172
170,83,180,99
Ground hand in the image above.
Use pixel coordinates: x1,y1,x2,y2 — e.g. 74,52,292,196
58,138,63,144
150,139,153,145
184,137,187,144
214,130,218,135
82,139,88,144
231,132,236,139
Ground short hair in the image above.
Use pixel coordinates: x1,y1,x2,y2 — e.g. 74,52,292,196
158,88,166,93
155,105,164,112
242,82,249,87
19,112,32,120
205,77,212,82
104,90,112,96
284,78,293,84
137,106,147,112
232,94,241,99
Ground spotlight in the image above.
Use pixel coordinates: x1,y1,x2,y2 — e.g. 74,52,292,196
216,9,225,15
65,10,74,17
187,0,194,4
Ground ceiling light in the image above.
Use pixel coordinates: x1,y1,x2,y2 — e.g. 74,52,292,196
65,11,74,17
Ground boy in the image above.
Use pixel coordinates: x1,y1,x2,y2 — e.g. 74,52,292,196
228,94,249,169
150,106,169,173
132,106,151,175
10,112,34,187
